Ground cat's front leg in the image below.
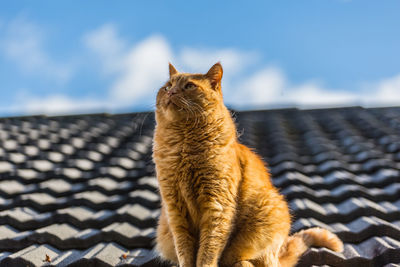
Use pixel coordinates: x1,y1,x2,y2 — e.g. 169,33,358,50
196,197,235,267
165,199,196,267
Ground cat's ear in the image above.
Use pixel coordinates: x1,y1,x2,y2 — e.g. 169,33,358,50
169,63,178,77
205,62,223,90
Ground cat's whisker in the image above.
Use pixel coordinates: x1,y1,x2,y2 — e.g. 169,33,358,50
183,99,198,127
177,97,192,123
182,99,195,125
189,101,205,128
138,112,151,137
183,98,198,126
173,95,204,128
191,104,202,128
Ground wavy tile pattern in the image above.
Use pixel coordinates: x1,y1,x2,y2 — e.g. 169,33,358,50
0,108,399,266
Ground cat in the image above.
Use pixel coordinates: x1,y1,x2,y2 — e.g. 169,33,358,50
152,62,343,267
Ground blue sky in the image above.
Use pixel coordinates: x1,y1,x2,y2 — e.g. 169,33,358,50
0,0,399,115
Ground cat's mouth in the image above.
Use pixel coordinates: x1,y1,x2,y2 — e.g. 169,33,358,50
165,98,179,108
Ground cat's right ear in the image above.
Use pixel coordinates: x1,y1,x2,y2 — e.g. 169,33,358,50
169,63,178,77
205,62,223,91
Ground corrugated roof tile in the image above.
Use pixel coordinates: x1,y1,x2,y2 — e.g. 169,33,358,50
0,108,398,266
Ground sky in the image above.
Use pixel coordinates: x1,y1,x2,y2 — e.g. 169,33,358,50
0,0,399,116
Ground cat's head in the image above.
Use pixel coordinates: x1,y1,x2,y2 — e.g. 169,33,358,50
155,62,224,122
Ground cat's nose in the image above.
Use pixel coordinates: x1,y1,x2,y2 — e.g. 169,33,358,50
167,88,178,96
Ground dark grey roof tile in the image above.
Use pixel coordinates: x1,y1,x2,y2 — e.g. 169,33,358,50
270,161,303,176
2,140,18,151
137,177,158,190
317,160,344,173
362,158,395,172
96,143,112,155
298,236,400,266
282,183,400,203
269,152,298,166
72,159,95,171
37,139,51,150
117,204,158,223
313,151,342,164
47,151,65,163
0,207,52,227
23,145,40,157
85,151,103,162
0,197,12,209
8,153,26,164
275,168,399,190
88,177,121,191
60,144,76,155
40,179,82,195
1,244,60,266
60,168,83,180
0,180,31,195
0,252,11,263
57,207,97,222
0,108,399,265
30,160,54,172
102,166,127,179
17,169,43,181
292,216,400,243
50,249,83,267
102,222,154,247
71,138,85,149
129,190,160,207
354,150,383,163
111,157,136,169
117,248,159,267
36,223,79,241
20,193,60,206
73,191,121,205
81,243,131,266
0,162,13,174
291,198,400,223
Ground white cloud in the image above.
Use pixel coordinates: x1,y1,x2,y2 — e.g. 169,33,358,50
82,25,260,109
84,26,172,108
83,24,126,74
225,65,400,109
3,21,399,116
225,66,357,108
0,17,72,82
178,47,258,92
362,74,400,106
7,94,113,115
288,84,357,107
179,47,257,75
110,35,172,105
227,67,285,106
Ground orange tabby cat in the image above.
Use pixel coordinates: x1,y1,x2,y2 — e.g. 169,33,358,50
152,62,343,267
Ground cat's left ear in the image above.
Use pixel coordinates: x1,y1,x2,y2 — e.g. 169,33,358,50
169,63,178,77
205,62,223,90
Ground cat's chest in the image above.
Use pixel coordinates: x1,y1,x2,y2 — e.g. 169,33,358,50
153,133,231,190
155,144,209,177
154,140,224,196
154,135,213,165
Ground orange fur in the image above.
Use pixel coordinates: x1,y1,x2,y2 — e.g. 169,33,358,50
153,63,343,267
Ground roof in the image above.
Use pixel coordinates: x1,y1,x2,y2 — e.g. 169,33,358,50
0,107,399,266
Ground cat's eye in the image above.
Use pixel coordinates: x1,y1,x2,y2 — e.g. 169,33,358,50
164,83,172,91
184,82,196,90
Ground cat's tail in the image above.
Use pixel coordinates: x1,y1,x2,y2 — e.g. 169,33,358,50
278,227,343,267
